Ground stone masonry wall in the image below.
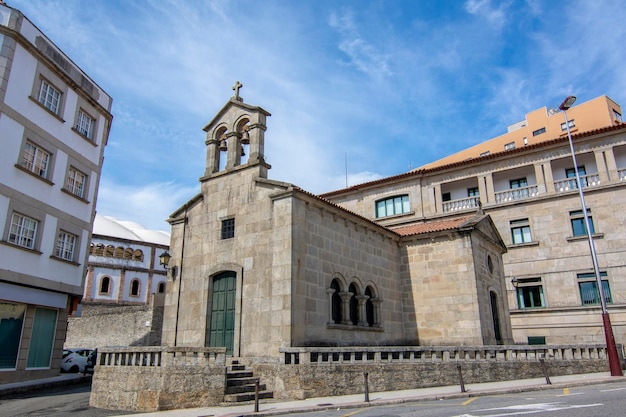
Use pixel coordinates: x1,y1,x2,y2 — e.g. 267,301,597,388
65,295,164,348
254,359,609,401
90,365,225,411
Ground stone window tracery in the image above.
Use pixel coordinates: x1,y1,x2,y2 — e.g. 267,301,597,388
327,278,381,329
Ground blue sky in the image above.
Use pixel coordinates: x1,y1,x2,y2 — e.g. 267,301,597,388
10,0,626,231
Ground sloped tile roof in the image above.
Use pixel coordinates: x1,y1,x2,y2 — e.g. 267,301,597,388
392,216,473,236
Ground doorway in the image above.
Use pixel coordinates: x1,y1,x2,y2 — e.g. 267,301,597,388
207,271,236,355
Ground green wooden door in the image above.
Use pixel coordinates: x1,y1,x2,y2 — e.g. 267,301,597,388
208,272,236,355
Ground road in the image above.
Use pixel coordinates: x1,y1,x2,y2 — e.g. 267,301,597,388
0,383,135,417
2,380,626,417
274,381,626,417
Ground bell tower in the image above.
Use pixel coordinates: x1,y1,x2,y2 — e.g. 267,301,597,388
202,81,271,180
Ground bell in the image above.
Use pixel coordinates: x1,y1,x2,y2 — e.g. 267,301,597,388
241,130,250,145
218,139,227,151
240,146,245,157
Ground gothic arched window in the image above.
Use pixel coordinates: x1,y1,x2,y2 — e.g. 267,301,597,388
365,286,375,327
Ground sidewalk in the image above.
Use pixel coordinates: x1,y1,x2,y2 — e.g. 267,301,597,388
0,373,88,398
1,372,623,417
117,372,623,417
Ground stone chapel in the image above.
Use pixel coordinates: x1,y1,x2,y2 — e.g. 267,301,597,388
161,84,513,361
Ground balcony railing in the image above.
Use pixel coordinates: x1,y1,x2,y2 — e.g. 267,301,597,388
442,196,480,213
554,174,601,193
495,185,539,203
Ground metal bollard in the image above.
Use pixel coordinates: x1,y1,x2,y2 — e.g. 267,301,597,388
364,372,370,402
457,364,466,393
539,358,552,385
254,378,260,412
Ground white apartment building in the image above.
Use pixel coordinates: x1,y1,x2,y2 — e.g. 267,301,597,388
0,4,112,383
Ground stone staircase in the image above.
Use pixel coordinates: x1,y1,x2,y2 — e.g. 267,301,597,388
222,360,274,404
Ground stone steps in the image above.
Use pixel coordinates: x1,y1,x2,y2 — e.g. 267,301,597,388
222,360,273,404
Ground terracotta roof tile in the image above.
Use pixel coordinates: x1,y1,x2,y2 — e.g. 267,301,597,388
392,216,472,236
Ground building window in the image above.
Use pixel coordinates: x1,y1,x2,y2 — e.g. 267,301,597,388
99,276,111,294
21,141,50,178
75,110,95,139
504,141,515,151
532,127,546,136
26,307,57,369
578,272,611,305
157,282,166,293
66,167,87,198
570,209,595,237
467,187,479,197
130,279,140,297
55,231,77,261
515,277,545,309
0,302,26,369
441,192,451,202
133,249,144,261
565,166,586,178
221,218,235,239
9,213,38,250
510,178,528,189
561,119,575,131
375,195,410,218
38,79,61,114
614,109,622,122
480,151,490,157
510,218,532,244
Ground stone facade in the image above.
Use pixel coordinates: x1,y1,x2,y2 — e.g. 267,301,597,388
161,90,512,363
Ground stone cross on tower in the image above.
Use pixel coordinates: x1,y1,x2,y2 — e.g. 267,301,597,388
232,81,243,102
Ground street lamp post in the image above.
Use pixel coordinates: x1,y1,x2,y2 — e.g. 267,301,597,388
559,95,623,376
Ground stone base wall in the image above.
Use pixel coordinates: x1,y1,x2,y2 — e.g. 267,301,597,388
89,347,227,412
88,344,620,412
65,295,164,349
254,360,608,400
90,365,225,411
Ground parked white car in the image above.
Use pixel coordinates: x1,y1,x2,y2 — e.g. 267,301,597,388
61,348,94,373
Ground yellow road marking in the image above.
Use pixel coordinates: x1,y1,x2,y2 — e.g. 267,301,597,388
462,398,477,405
563,387,570,395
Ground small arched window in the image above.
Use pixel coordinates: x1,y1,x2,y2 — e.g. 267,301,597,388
133,249,144,262
157,281,166,293
130,279,140,297
114,247,124,258
349,283,358,325
94,243,105,256
124,248,133,259
331,279,342,324
105,245,115,257
99,276,111,294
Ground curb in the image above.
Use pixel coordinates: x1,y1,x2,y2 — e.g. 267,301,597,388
233,376,625,417
0,375,91,399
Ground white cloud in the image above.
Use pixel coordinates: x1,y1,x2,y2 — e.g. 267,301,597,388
96,180,198,231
